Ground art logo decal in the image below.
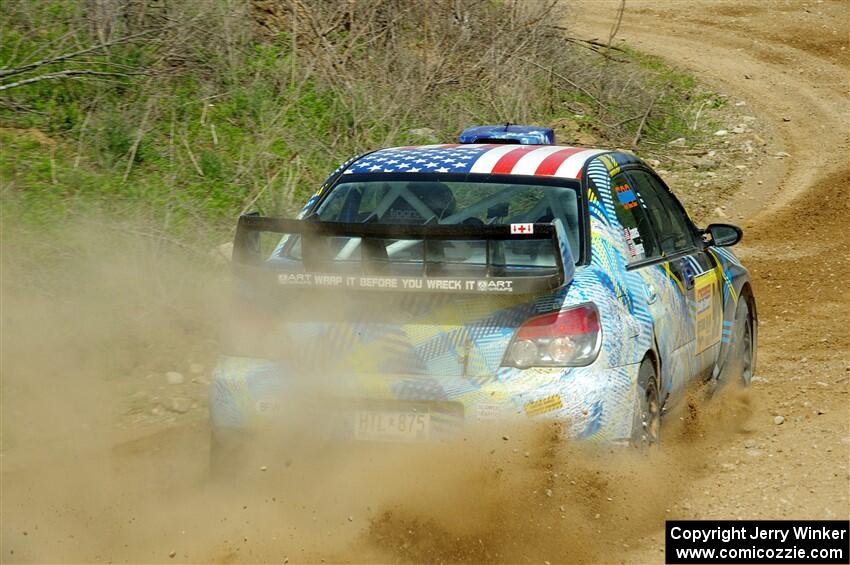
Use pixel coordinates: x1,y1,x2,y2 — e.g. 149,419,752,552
510,223,534,234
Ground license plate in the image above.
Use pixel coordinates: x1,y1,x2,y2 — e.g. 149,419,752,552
354,411,431,442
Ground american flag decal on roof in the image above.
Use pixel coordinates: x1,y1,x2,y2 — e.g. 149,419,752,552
343,144,604,179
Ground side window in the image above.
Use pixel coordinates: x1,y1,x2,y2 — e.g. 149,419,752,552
627,170,695,255
609,172,659,262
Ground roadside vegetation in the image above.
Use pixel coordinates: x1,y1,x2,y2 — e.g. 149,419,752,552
1,0,735,250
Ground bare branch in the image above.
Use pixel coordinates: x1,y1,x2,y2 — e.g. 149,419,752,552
0,98,48,115
606,113,644,129
0,69,146,92
584,38,626,53
548,26,628,54
0,29,156,79
607,0,626,49
518,57,606,110
631,83,669,149
181,134,204,177
124,95,157,181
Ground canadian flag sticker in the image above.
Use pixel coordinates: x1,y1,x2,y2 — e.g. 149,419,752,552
510,223,534,235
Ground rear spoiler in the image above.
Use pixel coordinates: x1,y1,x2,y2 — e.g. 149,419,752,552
232,215,575,295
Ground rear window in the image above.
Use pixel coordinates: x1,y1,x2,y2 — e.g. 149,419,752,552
278,176,582,270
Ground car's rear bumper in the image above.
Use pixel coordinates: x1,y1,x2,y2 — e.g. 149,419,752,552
210,355,641,444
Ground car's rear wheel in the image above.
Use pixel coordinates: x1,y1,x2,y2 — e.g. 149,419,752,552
631,356,661,449
209,430,249,481
717,298,754,389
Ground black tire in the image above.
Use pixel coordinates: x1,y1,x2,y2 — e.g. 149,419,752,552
717,298,754,389
631,356,661,449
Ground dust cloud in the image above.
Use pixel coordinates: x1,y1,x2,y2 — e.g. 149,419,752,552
1,219,753,563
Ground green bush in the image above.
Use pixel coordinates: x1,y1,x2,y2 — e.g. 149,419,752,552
1,0,724,247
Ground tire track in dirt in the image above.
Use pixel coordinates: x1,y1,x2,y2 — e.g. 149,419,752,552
575,0,848,219
572,0,849,560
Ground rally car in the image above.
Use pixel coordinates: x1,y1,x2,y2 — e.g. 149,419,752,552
211,124,756,459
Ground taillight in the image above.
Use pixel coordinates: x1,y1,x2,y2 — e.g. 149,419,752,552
502,303,601,368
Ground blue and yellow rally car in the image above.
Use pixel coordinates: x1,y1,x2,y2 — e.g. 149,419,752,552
211,124,756,457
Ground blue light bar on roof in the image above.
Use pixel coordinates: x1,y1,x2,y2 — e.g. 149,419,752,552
458,124,556,145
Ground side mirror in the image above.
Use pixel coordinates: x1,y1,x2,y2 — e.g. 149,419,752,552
705,223,743,247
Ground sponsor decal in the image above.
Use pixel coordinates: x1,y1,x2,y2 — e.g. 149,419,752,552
624,227,637,257
615,182,639,209
523,394,563,417
475,403,503,421
622,227,646,259
255,399,281,414
388,208,421,220
694,270,723,352
277,273,514,293
510,223,534,234
278,273,314,285
477,280,514,292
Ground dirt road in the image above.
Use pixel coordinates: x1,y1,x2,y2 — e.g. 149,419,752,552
2,1,848,563
572,0,850,559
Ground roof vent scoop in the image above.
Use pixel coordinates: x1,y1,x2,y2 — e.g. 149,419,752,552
458,124,555,145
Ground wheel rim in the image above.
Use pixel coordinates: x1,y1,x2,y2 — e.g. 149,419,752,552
641,380,661,446
718,300,754,389
739,314,753,385
632,360,661,449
